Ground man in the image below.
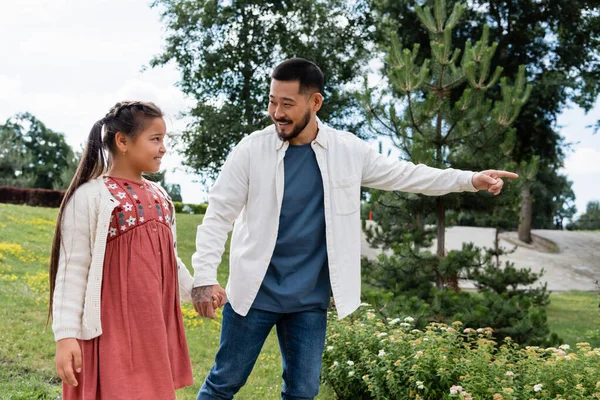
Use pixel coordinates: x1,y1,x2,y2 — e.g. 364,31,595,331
191,58,518,400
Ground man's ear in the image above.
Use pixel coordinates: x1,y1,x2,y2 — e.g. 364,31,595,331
312,92,323,112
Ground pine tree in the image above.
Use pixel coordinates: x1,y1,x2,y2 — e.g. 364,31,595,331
361,0,530,288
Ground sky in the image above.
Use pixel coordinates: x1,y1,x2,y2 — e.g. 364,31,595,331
1,0,598,217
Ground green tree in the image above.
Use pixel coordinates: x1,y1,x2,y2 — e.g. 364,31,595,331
150,0,374,179
0,122,35,187
372,0,600,242
361,0,530,288
0,113,77,190
568,201,600,230
360,0,554,346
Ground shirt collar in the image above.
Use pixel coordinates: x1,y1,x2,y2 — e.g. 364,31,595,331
274,117,329,150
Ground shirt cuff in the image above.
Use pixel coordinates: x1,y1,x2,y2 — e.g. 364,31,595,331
461,171,478,192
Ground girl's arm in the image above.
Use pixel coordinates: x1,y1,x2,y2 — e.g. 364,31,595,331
52,188,93,341
170,211,194,302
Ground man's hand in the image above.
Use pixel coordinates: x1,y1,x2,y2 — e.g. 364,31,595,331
55,338,82,387
472,170,519,195
192,284,227,319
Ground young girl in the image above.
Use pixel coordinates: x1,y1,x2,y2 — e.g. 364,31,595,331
49,101,206,399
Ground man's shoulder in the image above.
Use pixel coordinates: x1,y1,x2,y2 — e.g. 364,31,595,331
322,124,364,148
243,125,276,143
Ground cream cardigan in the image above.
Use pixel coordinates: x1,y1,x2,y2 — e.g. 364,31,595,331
52,176,194,341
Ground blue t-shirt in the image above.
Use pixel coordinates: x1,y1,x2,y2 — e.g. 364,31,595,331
252,142,331,313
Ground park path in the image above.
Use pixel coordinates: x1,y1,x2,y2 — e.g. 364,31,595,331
361,222,600,291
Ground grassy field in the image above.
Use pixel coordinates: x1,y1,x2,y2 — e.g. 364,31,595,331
0,203,598,399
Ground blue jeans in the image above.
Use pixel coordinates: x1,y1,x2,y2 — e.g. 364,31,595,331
197,303,328,400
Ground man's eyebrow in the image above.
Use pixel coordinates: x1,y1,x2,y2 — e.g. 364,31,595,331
269,95,297,102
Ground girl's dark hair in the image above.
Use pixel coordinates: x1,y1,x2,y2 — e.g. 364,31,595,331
48,101,163,323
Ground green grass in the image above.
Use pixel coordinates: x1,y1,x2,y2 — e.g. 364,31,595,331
546,290,600,348
0,202,598,399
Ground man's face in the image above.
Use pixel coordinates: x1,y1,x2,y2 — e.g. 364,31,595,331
268,79,313,141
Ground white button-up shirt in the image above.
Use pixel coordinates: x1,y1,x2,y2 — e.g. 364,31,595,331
192,121,476,319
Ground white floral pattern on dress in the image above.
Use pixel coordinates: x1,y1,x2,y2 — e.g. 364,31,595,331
103,176,172,242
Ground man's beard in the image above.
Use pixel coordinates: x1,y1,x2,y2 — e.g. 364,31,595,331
274,109,312,142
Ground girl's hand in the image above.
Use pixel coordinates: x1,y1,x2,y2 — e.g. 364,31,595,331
55,338,82,386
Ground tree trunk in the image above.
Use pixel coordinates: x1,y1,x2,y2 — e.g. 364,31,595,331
435,197,446,289
518,182,533,243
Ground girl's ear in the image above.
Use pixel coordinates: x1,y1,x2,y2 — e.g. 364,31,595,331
114,132,129,154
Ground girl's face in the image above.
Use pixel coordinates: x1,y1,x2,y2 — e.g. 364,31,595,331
125,117,167,174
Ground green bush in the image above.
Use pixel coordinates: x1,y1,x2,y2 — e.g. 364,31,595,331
173,201,207,215
322,307,600,400
360,241,556,346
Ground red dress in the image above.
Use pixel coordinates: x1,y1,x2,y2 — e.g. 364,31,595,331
63,176,193,400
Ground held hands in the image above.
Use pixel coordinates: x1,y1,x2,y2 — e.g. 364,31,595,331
472,170,519,195
192,284,227,319
55,338,82,387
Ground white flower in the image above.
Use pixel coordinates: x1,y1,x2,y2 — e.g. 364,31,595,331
559,344,570,350
533,384,543,392
348,371,355,377
378,349,386,357
360,302,371,307
377,332,388,337
127,216,136,226
116,191,126,199
389,318,401,325
414,351,423,359
450,385,463,395
347,360,354,366
416,380,425,390
123,202,133,212
404,316,415,323
332,361,339,368
477,328,484,333
109,227,117,237
505,371,514,376
327,346,334,351
400,322,411,327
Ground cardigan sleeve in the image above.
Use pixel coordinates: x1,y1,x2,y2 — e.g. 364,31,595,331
52,187,94,341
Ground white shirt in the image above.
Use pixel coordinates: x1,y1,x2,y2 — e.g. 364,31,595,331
192,121,476,319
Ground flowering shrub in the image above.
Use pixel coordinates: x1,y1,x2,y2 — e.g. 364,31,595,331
322,307,600,399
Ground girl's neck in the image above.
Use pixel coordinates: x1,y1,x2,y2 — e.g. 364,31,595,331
107,161,144,183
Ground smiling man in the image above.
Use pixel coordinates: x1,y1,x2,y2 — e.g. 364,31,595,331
191,58,518,400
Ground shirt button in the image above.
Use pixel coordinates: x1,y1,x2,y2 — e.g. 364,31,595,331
148,204,152,209
152,228,157,232
140,185,144,189
264,258,269,262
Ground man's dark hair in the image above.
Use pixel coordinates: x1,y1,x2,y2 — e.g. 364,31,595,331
271,58,325,95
